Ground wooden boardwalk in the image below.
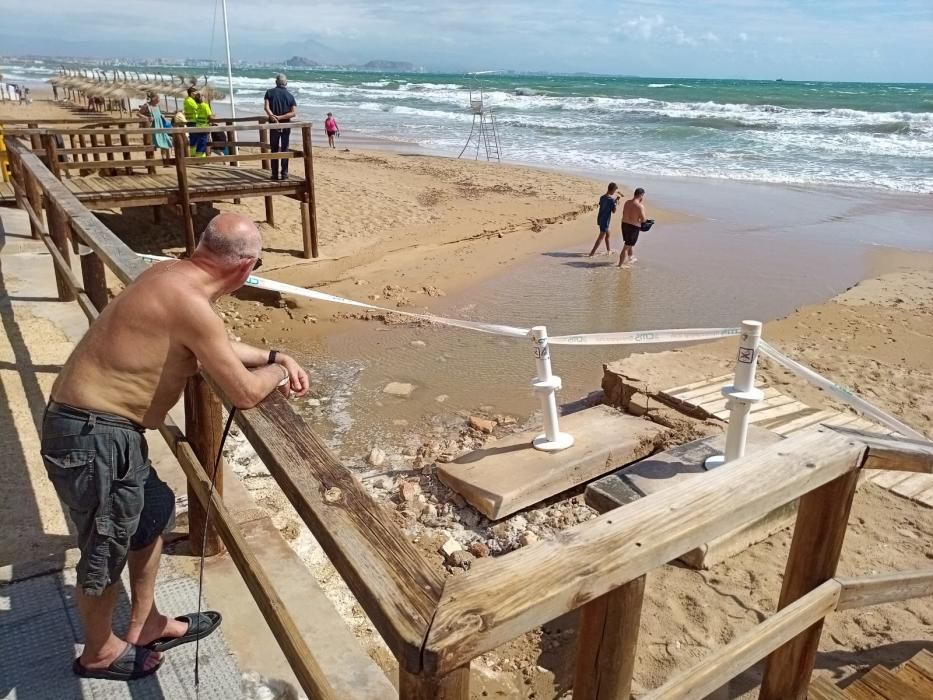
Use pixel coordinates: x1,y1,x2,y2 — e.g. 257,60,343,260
55,164,305,208
661,375,933,508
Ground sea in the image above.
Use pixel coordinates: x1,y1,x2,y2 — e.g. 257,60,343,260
4,62,933,193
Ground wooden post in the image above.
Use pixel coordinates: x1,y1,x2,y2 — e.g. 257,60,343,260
301,125,319,259
28,123,40,152
259,122,270,170
172,131,196,255
67,134,78,177
398,665,470,700
152,205,162,224
143,132,157,174
79,244,109,311
24,169,44,240
45,202,77,302
574,576,646,700
227,120,241,204
119,123,132,175
78,133,90,175
89,132,101,166
184,375,225,557
759,469,860,700
103,130,117,177
43,134,63,181
265,196,275,227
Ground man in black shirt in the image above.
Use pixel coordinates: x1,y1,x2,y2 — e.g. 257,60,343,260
263,74,298,180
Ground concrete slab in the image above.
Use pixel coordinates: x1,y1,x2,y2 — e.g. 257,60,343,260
586,426,794,569
437,405,668,520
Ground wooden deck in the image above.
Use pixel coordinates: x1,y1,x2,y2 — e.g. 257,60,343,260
56,165,305,208
661,375,933,508
0,181,13,204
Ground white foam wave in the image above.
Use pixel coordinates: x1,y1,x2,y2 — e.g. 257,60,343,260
648,83,675,88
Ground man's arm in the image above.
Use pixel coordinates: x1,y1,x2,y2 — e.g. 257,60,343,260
178,302,300,407
230,341,310,396
282,95,297,121
638,202,647,223
264,97,278,122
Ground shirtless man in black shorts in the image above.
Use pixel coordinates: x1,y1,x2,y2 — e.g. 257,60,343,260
619,187,647,268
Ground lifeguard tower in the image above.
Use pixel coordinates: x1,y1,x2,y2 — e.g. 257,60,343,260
458,85,501,162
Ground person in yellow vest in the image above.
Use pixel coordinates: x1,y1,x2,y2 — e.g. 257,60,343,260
193,92,214,157
183,87,198,155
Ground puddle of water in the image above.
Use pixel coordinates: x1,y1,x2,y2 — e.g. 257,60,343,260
293,179,933,457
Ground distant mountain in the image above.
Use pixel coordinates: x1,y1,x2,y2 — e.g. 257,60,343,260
279,37,353,66
284,55,319,68
361,60,416,72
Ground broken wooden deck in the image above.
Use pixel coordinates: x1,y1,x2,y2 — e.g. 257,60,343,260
661,374,933,508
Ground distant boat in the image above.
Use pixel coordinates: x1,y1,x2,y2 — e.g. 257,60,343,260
776,78,784,82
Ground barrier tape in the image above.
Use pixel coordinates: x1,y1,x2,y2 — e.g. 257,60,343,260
759,340,926,441
549,327,740,346
138,254,738,346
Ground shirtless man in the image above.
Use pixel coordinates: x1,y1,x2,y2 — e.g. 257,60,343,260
618,187,647,268
42,213,309,681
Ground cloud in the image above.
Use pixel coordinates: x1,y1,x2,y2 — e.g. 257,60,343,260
703,31,721,43
738,32,749,41
670,26,698,46
625,14,666,40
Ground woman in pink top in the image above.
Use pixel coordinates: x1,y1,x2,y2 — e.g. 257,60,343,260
324,112,340,149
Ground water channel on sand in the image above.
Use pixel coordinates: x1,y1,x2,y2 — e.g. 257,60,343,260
283,176,933,460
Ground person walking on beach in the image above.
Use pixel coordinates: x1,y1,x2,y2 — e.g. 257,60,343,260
42,213,310,682
588,182,621,257
619,187,647,267
264,74,297,180
137,92,172,160
324,112,340,149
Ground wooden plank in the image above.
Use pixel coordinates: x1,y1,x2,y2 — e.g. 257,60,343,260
759,469,861,700
828,427,933,474
228,389,444,672
664,384,724,405
664,374,733,397
820,413,860,428
908,650,933,678
642,580,841,700
743,401,811,424
78,245,109,312
769,409,837,436
896,664,933,694
850,666,928,700
807,677,848,700
573,576,645,700
157,419,339,700
699,385,781,412
45,199,77,302
172,131,196,255
892,474,933,499
398,666,470,700
436,407,667,520
184,376,225,557
836,569,933,610
424,429,866,675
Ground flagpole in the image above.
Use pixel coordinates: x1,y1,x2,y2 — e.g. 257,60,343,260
221,0,236,118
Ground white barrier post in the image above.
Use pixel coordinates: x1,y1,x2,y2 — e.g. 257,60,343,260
705,320,764,469
531,326,574,452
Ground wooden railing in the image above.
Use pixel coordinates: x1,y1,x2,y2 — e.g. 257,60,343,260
6,136,933,699
11,119,319,258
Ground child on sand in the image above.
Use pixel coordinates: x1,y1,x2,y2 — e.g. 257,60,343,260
324,112,340,149
588,183,621,257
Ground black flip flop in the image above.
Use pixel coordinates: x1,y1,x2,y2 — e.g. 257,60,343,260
73,643,162,681
145,611,222,652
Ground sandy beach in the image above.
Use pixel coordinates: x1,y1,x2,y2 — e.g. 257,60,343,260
2,94,932,697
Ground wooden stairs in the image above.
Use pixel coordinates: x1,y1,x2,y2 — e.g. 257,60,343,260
809,649,933,699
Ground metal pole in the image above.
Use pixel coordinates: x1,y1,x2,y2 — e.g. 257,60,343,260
531,326,574,452
221,0,236,119
705,320,764,469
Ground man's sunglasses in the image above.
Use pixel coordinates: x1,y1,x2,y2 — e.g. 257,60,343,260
252,258,263,271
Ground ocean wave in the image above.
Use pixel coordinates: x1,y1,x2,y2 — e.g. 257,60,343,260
647,83,675,88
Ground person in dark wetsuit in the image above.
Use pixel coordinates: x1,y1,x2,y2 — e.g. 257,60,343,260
588,182,621,257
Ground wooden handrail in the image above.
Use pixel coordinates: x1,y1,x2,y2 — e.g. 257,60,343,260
422,429,867,675
836,568,933,610
7,121,313,137
829,426,933,473
643,580,843,700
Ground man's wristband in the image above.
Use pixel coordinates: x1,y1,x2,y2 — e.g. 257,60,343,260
268,350,278,365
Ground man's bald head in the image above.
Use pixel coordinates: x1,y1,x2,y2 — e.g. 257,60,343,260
195,213,262,268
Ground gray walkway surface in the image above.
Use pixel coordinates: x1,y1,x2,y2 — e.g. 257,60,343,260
0,557,242,700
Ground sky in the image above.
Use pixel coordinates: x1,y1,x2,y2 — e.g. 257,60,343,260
1,0,931,82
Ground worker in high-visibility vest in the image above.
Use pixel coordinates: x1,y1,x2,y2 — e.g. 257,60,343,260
183,87,198,155
0,127,9,183
193,92,213,158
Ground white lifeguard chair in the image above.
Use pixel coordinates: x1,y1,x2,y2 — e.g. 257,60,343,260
458,85,501,162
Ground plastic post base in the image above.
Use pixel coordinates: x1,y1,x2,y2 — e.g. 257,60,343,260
704,454,727,470
532,432,575,452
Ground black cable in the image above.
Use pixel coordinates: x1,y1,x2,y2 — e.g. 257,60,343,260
194,406,237,695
